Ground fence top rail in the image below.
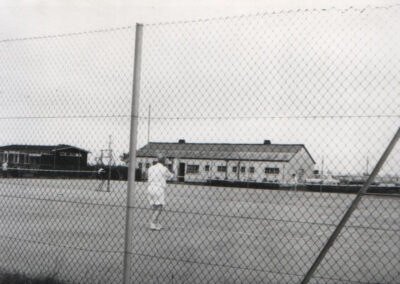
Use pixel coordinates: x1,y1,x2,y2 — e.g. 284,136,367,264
0,26,134,44
143,3,400,27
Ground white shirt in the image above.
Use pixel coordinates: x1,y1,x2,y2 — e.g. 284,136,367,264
148,163,173,189
147,163,173,205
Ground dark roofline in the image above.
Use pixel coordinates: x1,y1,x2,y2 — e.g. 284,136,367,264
53,144,90,153
146,141,307,147
302,147,316,164
137,155,291,163
0,144,89,153
286,146,316,164
137,141,316,163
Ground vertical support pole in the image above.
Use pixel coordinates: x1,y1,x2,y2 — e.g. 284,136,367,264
147,104,151,143
107,135,112,192
301,127,400,284
122,23,143,284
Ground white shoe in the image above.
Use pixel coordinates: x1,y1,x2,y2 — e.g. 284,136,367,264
149,222,162,231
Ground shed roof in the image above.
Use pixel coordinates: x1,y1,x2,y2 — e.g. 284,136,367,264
137,142,315,163
0,144,89,153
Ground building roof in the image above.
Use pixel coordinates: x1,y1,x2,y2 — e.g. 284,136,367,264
136,141,315,163
0,144,89,153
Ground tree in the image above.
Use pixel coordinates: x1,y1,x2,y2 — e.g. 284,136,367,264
120,152,129,165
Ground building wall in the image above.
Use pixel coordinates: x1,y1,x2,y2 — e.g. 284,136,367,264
0,151,45,168
284,148,315,183
55,149,88,170
136,154,314,184
0,148,88,170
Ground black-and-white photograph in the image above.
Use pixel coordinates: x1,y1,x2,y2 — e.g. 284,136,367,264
0,0,399,283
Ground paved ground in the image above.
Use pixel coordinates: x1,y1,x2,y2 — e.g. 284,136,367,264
0,178,398,283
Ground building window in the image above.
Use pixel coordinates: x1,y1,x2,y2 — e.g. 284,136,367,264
205,165,210,171
265,167,280,174
146,163,150,169
60,152,82,157
138,162,142,169
249,167,255,173
19,154,25,164
232,166,237,173
152,161,157,165
8,153,16,164
28,154,40,165
240,166,246,173
187,165,200,174
24,154,29,164
217,166,227,172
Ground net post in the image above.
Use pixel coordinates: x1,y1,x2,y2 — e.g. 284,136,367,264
122,23,143,284
301,127,400,284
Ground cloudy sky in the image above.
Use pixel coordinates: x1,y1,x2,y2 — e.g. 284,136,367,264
1,0,398,38
0,0,399,174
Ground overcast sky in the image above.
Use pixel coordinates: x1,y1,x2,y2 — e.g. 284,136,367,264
1,0,399,38
0,0,399,175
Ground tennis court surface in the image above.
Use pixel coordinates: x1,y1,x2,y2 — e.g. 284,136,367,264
0,179,398,283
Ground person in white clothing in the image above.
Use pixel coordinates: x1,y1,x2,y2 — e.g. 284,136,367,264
1,162,8,178
96,168,106,191
147,154,174,230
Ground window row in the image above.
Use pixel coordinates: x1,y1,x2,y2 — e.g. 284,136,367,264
138,162,173,171
0,153,54,164
137,161,280,175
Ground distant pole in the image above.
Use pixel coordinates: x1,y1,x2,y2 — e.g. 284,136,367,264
237,160,240,180
123,23,143,284
107,135,112,192
147,104,151,143
321,157,324,176
100,150,104,166
225,160,228,180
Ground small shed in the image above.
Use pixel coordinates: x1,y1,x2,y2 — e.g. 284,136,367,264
0,144,89,171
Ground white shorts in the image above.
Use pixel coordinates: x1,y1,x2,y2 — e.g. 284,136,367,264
147,185,165,206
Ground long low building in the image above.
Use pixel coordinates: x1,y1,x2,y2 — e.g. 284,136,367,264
136,140,315,184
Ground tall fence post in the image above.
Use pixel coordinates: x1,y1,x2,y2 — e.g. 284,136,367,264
122,23,143,284
301,127,400,284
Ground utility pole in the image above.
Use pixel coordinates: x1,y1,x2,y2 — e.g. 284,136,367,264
100,150,104,166
321,156,324,176
147,104,151,143
99,135,114,192
107,135,112,192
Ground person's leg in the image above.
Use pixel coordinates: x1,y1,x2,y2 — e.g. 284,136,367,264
97,180,105,191
150,204,163,229
154,205,163,224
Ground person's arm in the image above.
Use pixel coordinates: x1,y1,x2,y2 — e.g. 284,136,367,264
164,167,174,180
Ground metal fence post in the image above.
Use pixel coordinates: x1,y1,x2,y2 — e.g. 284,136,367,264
301,127,400,284
122,23,143,284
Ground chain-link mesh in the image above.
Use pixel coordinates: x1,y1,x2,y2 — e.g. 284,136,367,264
0,28,135,283
0,5,399,284
131,5,400,284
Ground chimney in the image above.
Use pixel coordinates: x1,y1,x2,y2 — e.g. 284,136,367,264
178,139,186,144
263,140,271,145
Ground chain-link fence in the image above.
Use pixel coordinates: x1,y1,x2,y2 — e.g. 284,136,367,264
0,27,135,283
1,5,400,284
